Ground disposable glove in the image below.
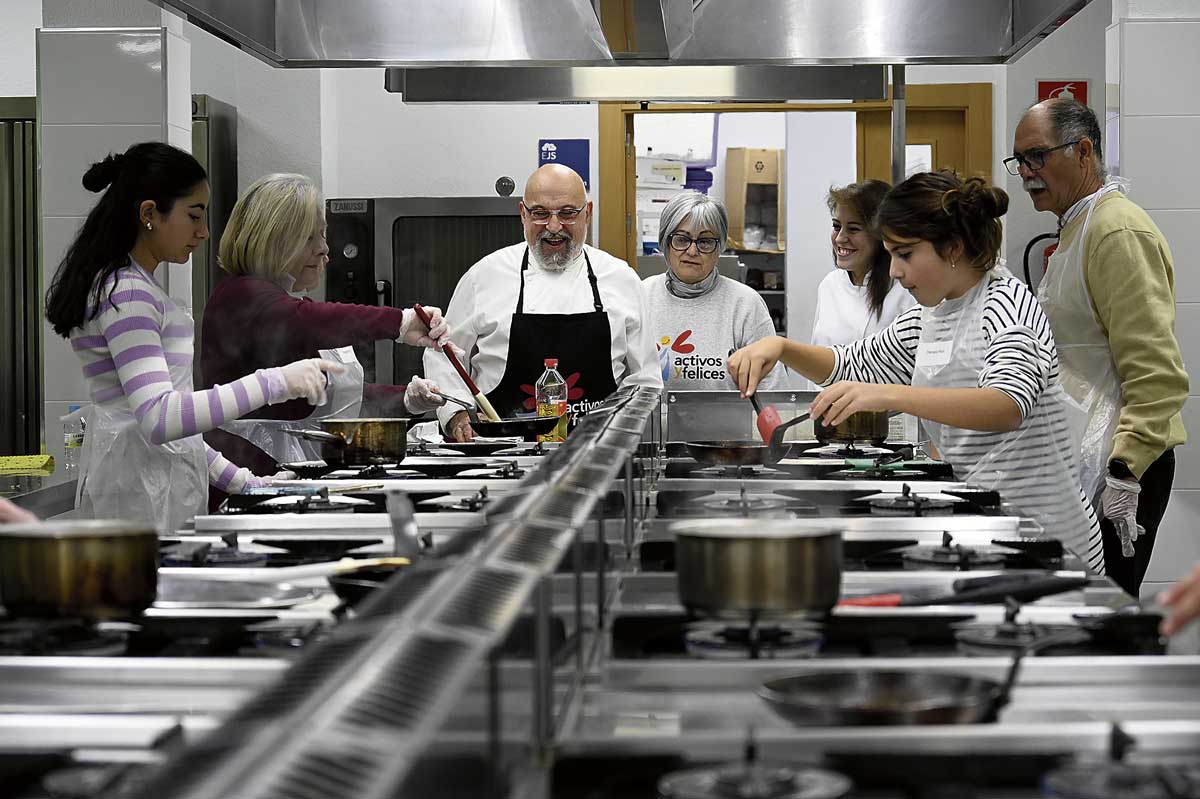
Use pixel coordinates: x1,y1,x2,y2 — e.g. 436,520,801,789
263,470,298,484
398,306,449,348
1100,475,1143,558
278,358,343,406
403,375,447,415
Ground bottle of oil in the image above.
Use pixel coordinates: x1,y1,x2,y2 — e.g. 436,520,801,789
534,358,568,442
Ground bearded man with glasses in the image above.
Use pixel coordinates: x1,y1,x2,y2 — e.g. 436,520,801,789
425,164,661,442
642,191,785,389
1010,97,1187,597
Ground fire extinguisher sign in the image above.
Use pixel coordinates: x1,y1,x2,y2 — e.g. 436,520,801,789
1037,80,1088,106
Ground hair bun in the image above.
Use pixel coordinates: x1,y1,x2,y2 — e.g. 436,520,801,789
958,177,1008,219
82,152,126,193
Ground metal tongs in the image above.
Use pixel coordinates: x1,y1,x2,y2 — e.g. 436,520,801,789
432,389,479,423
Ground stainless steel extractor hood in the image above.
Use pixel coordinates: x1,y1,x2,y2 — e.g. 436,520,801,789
154,0,1096,69
152,0,614,67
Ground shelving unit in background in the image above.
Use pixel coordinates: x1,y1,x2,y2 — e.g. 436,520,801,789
733,249,786,335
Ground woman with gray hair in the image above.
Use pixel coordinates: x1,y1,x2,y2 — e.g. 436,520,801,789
642,190,784,389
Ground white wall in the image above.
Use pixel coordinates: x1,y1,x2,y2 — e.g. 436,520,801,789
783,112,858,344
323,69,598,198
0,0,41,96
185,21,322,191
1003,0,1111,279
1109,18,1200,640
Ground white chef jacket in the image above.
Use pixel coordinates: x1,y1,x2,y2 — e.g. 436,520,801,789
427,243,663,429
810,268,918,348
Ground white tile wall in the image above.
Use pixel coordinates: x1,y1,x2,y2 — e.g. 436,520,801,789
1145,489,1200,580
1113,17,1200,589
1121,116,1200,209
1174,305,1200,382
1148,210,1200,303
1178,398,1200,489
39,124,164,216
36,24,190,466
1120,20,1200,117
36,29,164,125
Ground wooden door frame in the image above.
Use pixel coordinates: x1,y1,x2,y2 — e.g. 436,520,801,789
598,83,992,265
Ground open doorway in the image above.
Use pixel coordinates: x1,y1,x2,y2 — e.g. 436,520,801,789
598,84,992,343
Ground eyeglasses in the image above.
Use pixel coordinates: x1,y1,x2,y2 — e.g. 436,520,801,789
522,203,586,225
667,232,722,254
1003,140,1081,176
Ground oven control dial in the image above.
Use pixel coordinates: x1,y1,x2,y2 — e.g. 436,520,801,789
342,243,359,259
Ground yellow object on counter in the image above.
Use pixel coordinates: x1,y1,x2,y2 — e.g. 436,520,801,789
0,454,55,476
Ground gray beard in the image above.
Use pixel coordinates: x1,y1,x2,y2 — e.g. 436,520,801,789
530,236,582,271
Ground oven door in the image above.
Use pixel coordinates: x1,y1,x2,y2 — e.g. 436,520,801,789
326,197,524,385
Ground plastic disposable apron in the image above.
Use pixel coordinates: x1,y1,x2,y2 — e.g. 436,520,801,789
76,289,207,535
220,346,365,465
912,269,1105,574
1036,180,1128,503
485,248,618,419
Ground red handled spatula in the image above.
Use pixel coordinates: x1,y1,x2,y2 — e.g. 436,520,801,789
728,347,783,443
748,393,784,444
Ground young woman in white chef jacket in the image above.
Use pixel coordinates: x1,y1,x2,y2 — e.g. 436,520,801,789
811,180,916,348
730,172,1105,574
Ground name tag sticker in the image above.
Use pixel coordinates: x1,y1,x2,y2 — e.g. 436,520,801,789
915,340,953,369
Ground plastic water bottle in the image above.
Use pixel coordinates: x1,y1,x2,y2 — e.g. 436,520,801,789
61,404,85,475
535,358,568,443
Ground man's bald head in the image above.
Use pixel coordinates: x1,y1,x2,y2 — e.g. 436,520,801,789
520,165,591,270
524,164,588,206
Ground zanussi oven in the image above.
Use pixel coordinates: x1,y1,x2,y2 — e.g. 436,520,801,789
324,197,523,385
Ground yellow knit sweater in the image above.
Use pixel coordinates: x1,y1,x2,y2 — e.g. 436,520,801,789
1060,191,1189,478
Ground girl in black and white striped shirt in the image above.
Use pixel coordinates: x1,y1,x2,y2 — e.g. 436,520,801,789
729,172,1104,574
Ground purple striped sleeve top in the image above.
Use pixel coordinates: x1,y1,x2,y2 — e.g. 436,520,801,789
71,261,285,493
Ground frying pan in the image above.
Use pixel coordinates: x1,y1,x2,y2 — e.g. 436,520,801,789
758,627,1088,726
685,411,811,466
327,561,408,607
470,414,566,440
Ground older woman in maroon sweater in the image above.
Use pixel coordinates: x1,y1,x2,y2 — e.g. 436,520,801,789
201,173,451,485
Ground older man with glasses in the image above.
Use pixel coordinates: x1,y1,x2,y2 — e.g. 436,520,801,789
1010,97,1188,597
642,190,785,390
426,164,661,442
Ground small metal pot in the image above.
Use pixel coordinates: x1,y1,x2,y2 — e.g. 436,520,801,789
0,520,158,619
814,410,890,445
284,418,412,465
671,519,843,618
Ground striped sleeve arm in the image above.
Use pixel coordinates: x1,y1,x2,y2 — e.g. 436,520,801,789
822,306,922,387
206,443,263,493
93,275,284,444
979,280,1054,419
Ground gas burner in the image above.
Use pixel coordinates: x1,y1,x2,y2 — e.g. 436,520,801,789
1044,762,1200,799
0,619,128,656
249,494,377,514
658,762,852,799
418,487,492,512
693,465,787,480
684,620,823,660
829,468,929,481
902,532,1005,570
866,484,955,517
808,443,893,459
701,485,788,517
955,601,1085,656
249,537,383,564
340,463,419,479
459,461,526,479
202,547,269,567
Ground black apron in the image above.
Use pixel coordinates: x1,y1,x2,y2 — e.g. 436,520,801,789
485,248,618,418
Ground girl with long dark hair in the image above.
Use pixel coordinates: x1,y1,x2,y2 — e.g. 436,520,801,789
729,171,1104,575
811,180,916,347
45,142,341,533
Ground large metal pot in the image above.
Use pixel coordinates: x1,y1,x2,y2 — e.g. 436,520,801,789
284,418,412,465
0,520,158,619
814,410,891,446
671,519,843,618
